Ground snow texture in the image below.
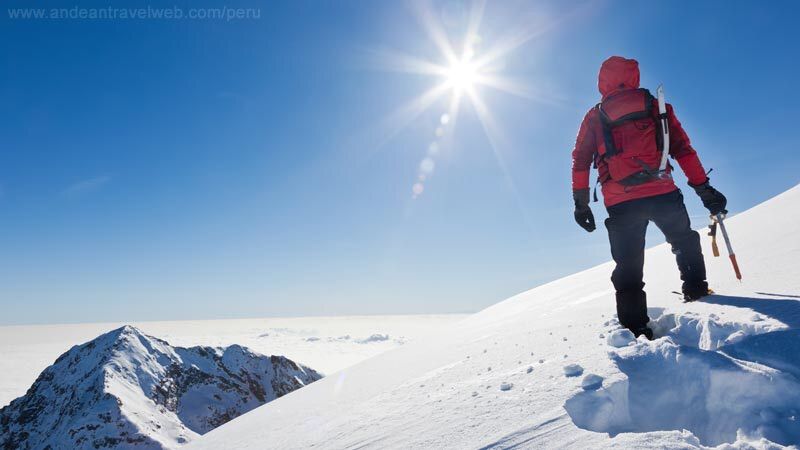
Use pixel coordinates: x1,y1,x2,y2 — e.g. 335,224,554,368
0,326,321,449
581,374,603,391
606,328,636,347
566,308,800,446
190,183,800,449
563,363,584,377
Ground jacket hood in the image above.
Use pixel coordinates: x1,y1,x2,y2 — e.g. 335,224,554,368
598,56,640,98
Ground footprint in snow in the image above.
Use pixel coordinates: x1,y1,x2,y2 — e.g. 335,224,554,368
563,364,584,377
564,324,800,446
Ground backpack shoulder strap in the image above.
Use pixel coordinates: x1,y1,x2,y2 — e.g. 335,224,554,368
595,103,620,158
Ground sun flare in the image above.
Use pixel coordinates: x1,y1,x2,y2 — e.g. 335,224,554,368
369,0,558,200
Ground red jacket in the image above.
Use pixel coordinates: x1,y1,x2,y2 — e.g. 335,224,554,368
571,56,708,207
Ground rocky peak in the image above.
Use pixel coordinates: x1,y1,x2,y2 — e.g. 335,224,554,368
1,326,322,449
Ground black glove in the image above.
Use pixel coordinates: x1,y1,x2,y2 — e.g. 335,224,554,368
690,179,727,216
573,188,595,232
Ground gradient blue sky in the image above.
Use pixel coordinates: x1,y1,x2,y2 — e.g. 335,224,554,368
1,0,798,325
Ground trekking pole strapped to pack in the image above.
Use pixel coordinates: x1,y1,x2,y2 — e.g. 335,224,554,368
656,85,670,174
713,213,742,280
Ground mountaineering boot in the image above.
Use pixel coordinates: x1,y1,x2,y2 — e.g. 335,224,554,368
615,291,650,335
633,326,654,340
683,284,713,302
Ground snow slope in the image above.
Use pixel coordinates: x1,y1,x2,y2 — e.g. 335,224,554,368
0,314,465,408
0,326,321,449
193,184,800,450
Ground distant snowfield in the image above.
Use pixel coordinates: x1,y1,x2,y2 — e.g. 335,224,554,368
193,185,800,449
0,314,466,408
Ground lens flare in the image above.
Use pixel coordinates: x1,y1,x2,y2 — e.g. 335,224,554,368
420,157,435,173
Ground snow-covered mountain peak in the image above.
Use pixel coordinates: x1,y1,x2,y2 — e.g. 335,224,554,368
1,325,322,449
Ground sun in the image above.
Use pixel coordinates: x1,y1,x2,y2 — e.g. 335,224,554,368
445,58,479,92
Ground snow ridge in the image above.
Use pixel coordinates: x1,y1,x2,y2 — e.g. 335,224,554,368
0,325,322,449
188,183,800,450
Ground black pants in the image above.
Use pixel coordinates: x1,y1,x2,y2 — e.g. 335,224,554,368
605,189,707,330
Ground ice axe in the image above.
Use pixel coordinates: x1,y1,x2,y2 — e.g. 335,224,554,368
708,213,742,280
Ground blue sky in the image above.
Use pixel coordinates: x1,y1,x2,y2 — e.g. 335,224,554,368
1,0,798,325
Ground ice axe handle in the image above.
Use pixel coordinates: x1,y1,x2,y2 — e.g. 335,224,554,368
714,213,743,281
708,222,720,257
730,254,742,281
